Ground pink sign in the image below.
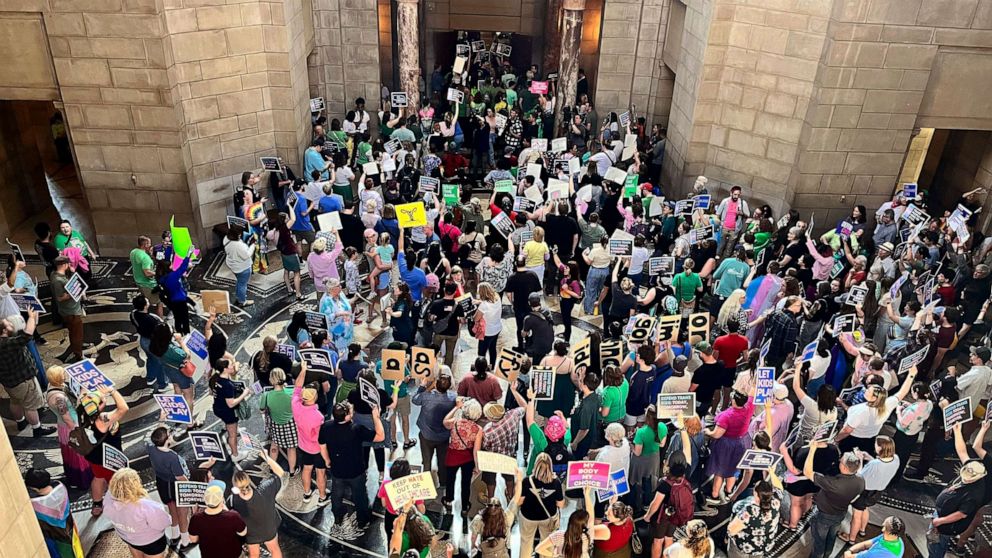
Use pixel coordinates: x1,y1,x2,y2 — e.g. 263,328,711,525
566,461,611,490
529,81,549,95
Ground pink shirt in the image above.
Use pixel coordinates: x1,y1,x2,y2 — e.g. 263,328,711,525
102,494,172,546
307,241,343,290
716,397,755,438
723,199,738,229
292,386,323,454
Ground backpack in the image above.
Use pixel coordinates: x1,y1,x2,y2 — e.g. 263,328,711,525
544,439,572,482
661,477,694,526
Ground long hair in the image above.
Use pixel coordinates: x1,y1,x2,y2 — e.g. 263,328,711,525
562,509,589,558
287,311,309,343
717,289,745,331
754,480,774,512
258,335,276,371
480,502,508,546
108,468,148,504
531,452,555,484
866,385,888,418
148,322,173,357
477,282,498,303
679,519,712,557
644,405,661,444
404,510,434,550
473,357,489,381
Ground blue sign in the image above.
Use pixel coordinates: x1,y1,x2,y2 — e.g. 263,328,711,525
154,394,192,424
64,359,113,396
754,367,775,405
903,182,918,199
596,469,630,502
801,340,818,363
274,343,297,360
10,293,45,313
692,194,711,210
185,329,209,362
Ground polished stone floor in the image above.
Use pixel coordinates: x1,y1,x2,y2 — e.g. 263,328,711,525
4,251,964,557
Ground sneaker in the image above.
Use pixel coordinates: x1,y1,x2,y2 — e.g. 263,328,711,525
146,378,158,386
949,545,968,556
15,418,28,432
243,300,255,306
704,496,723,505
316,496,330,507
303,490,314,502
32,425,56,437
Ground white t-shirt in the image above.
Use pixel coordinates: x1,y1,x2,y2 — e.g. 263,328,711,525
799,394,838,436
478,300,503,336
845,396,899,438
597,439,630,476
333,165,354,187
665,540,715,558
223,238,252,274
808,352,830,380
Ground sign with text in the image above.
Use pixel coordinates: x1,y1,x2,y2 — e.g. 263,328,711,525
317,211,343,231
201,290,231,314
477,451,518,475
418,175,439,193
260,156,281,171
446,88,464,103
6,238,24,262
600,339,623,369
902,182,918,199
551,137,567,153
305,311,327,331
410,347,436,380
529,81,549,95
384,471,437,507
11,293,45,314
300,349,334,376
490,212,515,238
572,336,592,371
103,445,128,472
380,348,407,382
175,481,208,507
687,312,710,340
898,345,928,374
604,167,627,185
65,272,88,302
154,394,192,424
566,461,611,490
656,393,696,419
943,397,973,430
309,97,324,112
608,238,633,257
442,183,460,206
847,284,868,307
190,431,226,460
531,366,556,400
495,347,526,381
832,314,857,335
811,420,837,443
648,256,675,276
655,315,682,343
738,450,783,471
754,367,775,405
64,359,113,396
359,378,380,408
226,215,249,232
692,194,711,210
628,315,656,344
801,340,818,363
390,91,408,108
274,343,297,360
597,469,630,502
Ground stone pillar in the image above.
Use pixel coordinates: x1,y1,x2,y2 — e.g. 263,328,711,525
542,0,562,76
396,0,421,116
554,0,585,132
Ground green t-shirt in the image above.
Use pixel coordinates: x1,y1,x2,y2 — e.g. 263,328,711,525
672,272,702,302
505,88,518,108
356,142,373,165
130,248,157,289
713,258,750,298
600,379,629,424
54,230,89,257
526,422,572,475
260,387,294,423
50,272,82,316
632,422,669,456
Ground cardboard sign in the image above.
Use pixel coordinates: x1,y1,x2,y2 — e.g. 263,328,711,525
687,312,710,340
692,194,711,210
359,378,380,408
227,215,249,232
477,451,518,475
848,284,868,307
154,394,192,424
811,420,837,443
410,347,436,380
201,290,231,314
655,315,682,343
418,176,439,193
396,202,428,228
103,445,129,472
656,393,696,419
628,316,656,344
175,481,208,507
832,314,856,335
309,97,325,112
6,238,24,261
495,347,526,381
190,431,226,460
390,91,408,108
897,345,928,375
566,461,612,490
317,211,343,231
529,81,549,95
600,339,623,369
572,336,592,371
11,293,45,314
903,182,918,199
604,167,627,185
300,348,334,375
944,397,973,430
551,137,567,153
609,239,633,257
381,348,407,381
64,359,113,396
490,212,515,237
65,272,88,302
305,311,327,331
648,256,675,276
446,88,464,103
531,366,556,400
619,111,631,128
384,471,437,507
801,340,818,363
597,469,630,502
754,367,775,405
738,450,783,471
442,183,460,206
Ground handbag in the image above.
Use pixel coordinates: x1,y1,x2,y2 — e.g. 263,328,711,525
472,314,486,340
180,359,196,378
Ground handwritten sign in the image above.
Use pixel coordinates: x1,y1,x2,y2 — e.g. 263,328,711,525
317,211,342,231
300,349,334,375
381,348,407,382
410,347,435,380
738,450,783,471
477,451,518,475
65,273,88,302
190,431,227,460
64,359,113,396
154,394,192,424
495,347,526,381
600,339,623,369
385,471,437,508
655,315,682,343
201,290,231,314
597,469,630,502
566,461,611,490
529,81,549,95
531,366,555,400
572,336,592,371
175,481,208,507
656,393,696,419
103,445,129,472
754,367,775,405
943,397,973,430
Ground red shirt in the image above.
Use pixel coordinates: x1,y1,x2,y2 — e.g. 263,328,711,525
713,333,749,370
594,519,634,552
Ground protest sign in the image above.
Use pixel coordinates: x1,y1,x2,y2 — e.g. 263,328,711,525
623,175,638,199
514,196,538,213
759,339,771,365
619,111,631,127
898,345,928,374
655,315,682,343
524,184,543,203
65,360,113,396
495,347,526,381
317,211,343,231
300,349,334,376
251,381,263,395
568,157,580,174
566,461,612,490
628,316,656,344
490,212,515,237
190,431,227,460
600,339,623,369
551,137,567,153
227,215,249,232
848,284,868,307
547,179,568,200
529,81,549,95
11,293,45,314
396,202,428,228
738,450,783,471
274,343,297,360
456,293,476,317
890,272,909,299
381,348,407,382
154,394,192,424
494,113,507,131
692,194,711,210
201,290,231,314
442,183,460,206
597,469,630,502
260,156,281,171
572,336,592,370
418,176,439,193
604,167,627,185
930,379,942,401
65,273,88,302
944,397,973,430
309,97,325,112
446,88,464,103
687,312,710,340
495,43,512,57
531,367,555,400
383,139,401,155
903,182,918,199
103,445,128,471
494,179,514,194
754,367,775,405
384,471,437,507
801,340,818,362
477,451,518,475
471,40,485,52
649,196,666,217
829,260,846,279
410,347,436,380
674,200,692,215
526,163,543,178
382,157,396,173
648,256,675,276
359,378,380,408
832,314,856,335
6,238,24,262
305,311,327,331
811,420,837,443
175,481,208,507
609,238,633,257
656,393,696,419
183,329,209,373
390,91,408,107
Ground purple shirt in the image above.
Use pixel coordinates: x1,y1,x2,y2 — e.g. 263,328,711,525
716,397,755,438
103,493,172,546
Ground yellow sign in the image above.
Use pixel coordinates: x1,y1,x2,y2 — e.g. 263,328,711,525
396,202,427,229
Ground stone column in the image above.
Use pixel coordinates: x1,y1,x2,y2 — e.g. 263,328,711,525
542,0,562,76
554,0,585,132
396,0,421,117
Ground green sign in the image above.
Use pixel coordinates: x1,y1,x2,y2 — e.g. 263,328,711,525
442,184,460,205
623,175,639,199
494,179,514,194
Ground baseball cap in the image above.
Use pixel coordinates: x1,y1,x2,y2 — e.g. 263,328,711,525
204,485,225,508
971,346,992,362
672,355,689,373
694,341,713,355
773,383,789,401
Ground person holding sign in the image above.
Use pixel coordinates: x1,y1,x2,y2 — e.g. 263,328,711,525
535,488,610,557
804,444,865,558
146,411,193,548
101,468,172,557
77,384,129,518
469,468,523,558
629,405,668,516
833,366,917,455
50,256,85,363
231,453,285,558
44,366,93,490
0,308,55,437
150,325,197,424
209,357,253,461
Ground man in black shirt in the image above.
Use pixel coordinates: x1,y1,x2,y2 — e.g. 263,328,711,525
929,460,986,558
522,293,555,363
543,202,580,289
505,255,542,350
130,294,166,390
428,283,463,367
689,346,724,418
319,402,384,526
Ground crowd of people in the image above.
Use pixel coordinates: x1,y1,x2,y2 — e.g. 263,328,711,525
6,41,992,558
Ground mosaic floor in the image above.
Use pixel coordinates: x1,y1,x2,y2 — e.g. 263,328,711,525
4,252,962,557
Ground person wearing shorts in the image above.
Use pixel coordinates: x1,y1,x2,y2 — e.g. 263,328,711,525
0,311,56,436
380,344,415,450
147,422,192,547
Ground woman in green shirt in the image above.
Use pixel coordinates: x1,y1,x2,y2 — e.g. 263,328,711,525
629,406,668,516
599,366,629,425
258,367,297,475
671,258,703,313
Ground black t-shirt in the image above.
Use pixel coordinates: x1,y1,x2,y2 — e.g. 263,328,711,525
319,421,374,478
347,385,391,415
523,311,555,359
608,282,638,318
428,298,463,336
935,481,984,534
506,271,542,313
129,310,162,339
691,361,725,402
339,212,365,252
544,214,580,255
519,476,564,520
251,351,294,387
783,242,807,270
189,510,246,558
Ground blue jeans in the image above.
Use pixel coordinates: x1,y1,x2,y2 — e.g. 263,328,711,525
927,530,953,558
140,336,166,389
583,266,610,314
331,473,370,524
810,510,845,558
28,340,46,390
234,268,251,304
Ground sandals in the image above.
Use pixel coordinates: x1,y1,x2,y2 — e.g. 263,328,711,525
403,440,417,450
91,500,104,517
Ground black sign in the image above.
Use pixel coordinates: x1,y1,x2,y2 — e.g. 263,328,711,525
656,393,695,419
738,450,783,471
359,378,380,407
609,239,633,257
260,157,280,171
300,349,334,375
648,256,675,276
944,397,973,430
531,366,555,400
305,311,327,331
175,481,208,507
811,420,837,443
190,431,226,461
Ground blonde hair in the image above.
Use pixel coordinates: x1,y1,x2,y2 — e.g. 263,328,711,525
269,367,286,385
533,226,545,242
233,471,251,491
46,366,66,388
108,468,148,503
312,237,327,253
876,435,895,459
717,289,746,331
680,519,712,557
477,282,498,303
531,452,555,483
